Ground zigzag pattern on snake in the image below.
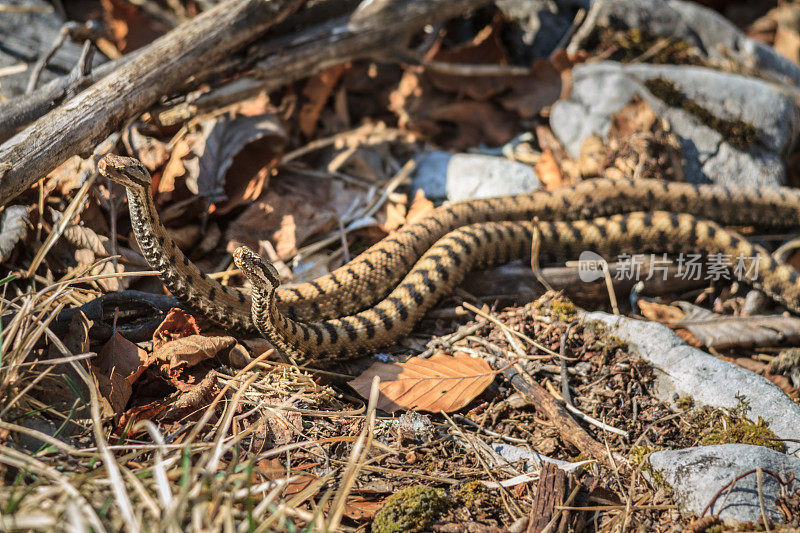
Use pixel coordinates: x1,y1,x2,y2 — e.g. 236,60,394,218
234,213,800,364
99,155,800,364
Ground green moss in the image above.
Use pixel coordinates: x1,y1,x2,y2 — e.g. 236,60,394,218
688,398,784,453
629,446,667,487
550,299,577,321
644,77,759,148
372,486,455,533
453,481,498,509
583,321,628,353
675,396,694,411
698,415,782,451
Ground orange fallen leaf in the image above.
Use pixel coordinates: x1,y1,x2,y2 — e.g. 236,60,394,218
348,352,498,413
534,149,568,190
299,65,347,136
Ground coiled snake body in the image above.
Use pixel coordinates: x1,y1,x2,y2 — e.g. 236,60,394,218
99,154,800,364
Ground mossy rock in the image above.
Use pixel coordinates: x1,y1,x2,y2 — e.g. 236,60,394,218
372,486,455,533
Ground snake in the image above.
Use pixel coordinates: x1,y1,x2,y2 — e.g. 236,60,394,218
233,213,800,364
99,154,800,362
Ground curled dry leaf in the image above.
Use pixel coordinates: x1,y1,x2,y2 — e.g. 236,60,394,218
0,205,29,263
152,308,200,352
162,113,287,203
534,149,569,190
153,334,236,371
91,331,148,417
300,65,347,136
226,187,337,260
348,352,499,413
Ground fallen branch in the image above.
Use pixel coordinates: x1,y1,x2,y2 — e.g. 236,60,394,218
0,0,303,206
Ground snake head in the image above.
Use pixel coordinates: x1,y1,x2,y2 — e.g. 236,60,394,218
98,154,152,188
233,247,281,289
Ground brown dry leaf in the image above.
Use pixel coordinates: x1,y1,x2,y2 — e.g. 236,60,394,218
122,124,170,171
380,198,407,234
299,65,347,136
769,4,800,65
431,100,517,149
91,332,148,416
426,23,509,100
96,332,148,384
160,139,192,194
153,308,201,352
500,58,562,118
91,368,133,417
154,334,236,371
534,149,568,190
673,303,800,350
405,189,434,225
637,300,685,323
380,189,435,234
161,113,286,203
348,352,498,413
226,187,337,260
100,0,166,53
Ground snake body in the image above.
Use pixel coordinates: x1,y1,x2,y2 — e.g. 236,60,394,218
99,154,800,363
234,213,800,364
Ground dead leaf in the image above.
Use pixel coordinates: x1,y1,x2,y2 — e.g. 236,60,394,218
430,100,517,149
637,300,686,323
95,332,148,385
348,352,498,413
534,149,568,190
0,205,29,263
101,0,167,53
162,113,286,204
191,113,287,204
405,189,434,225
426,23,509,100
677,304,800,349
122,123,170,171
153,308,200,352
90,332,147,416
226,187,337,260
380,197,407,234
500,59,562,118
299,65,347,136
153,334,236,371
380,189,433,233
91,368,133,417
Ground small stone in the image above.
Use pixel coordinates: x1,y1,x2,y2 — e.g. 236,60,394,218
413,152,541,201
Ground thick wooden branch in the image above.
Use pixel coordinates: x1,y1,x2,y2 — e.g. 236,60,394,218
0,0,302,206
153,0,492,125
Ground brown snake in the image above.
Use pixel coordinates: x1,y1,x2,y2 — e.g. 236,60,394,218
99,154,800,364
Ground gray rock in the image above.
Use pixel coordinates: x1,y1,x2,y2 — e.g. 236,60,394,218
568,0,800,87
581,312,800,456
550,62,800,187
412,152,540,201
649,445,800,524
